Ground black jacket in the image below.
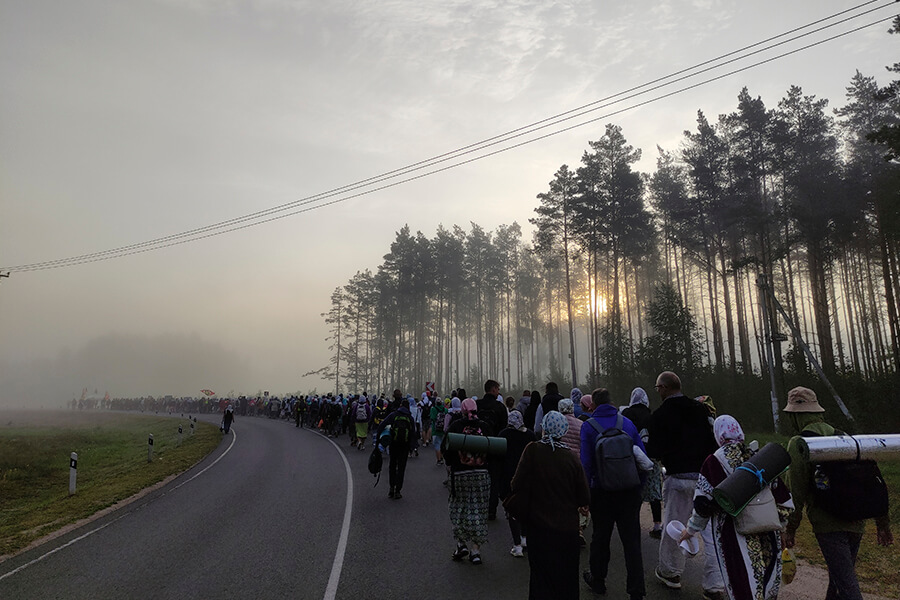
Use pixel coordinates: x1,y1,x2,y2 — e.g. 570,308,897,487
645,394,717,475
476,393,507,438
540,392,564,417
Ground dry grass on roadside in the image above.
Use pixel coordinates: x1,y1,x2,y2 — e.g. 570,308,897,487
0,410,220,557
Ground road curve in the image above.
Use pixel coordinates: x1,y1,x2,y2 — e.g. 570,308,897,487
0,413,707,599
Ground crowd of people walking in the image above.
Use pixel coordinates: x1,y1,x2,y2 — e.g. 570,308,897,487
91,372,893,600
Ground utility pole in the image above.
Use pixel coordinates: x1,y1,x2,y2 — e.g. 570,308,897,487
757,274,854,424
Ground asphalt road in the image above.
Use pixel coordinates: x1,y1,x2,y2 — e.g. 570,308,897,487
0,413,708,599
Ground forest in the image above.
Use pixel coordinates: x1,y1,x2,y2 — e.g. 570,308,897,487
309,20,900,433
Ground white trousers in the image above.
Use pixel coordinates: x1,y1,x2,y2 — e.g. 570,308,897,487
658,475,724,592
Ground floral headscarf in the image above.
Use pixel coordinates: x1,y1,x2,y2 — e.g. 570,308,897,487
629,387,649,408
507,409,525,431
461,398,478,420
558,398,575,415
570,387,583,405
714,415,744,447
449,397,461,413
539,410,569,451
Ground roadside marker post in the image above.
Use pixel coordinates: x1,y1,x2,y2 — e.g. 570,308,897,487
148,434,154,462
178,425,183,446
69,452,77,495
190,421,195,436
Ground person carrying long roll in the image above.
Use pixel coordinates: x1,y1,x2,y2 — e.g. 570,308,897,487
782,387,893,600
679,415,794,600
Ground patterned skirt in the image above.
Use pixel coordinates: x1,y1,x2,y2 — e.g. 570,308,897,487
642,459,663,502
449,470,490,545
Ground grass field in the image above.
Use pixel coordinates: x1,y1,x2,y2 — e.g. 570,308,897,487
0,410,220,557
751,432,900,599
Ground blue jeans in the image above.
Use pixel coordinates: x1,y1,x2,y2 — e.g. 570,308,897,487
815,530,863,600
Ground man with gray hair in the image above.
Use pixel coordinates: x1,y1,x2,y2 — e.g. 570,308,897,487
646,371,721,598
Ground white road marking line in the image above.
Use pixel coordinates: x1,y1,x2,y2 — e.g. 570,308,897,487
319,433,354,600
0,428,237,581
173,427,236,491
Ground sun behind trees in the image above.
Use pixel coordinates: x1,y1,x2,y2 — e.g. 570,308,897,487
312,63,900,433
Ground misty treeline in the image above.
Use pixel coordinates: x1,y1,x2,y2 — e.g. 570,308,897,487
310,24,900,431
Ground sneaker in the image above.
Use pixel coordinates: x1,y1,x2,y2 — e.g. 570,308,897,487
649,527,662,539
388,488,395,499
520,535,527,550
469,553,482,565
414,449,419,457
702,591,726,600
437,459,444,465
510,545,524,557
358,444,365,451
582,571,606,594
393,491,402,499
655,568,681,589
451,545,469,561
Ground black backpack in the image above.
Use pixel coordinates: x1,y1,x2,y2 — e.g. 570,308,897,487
803,430,888,521
391,414,413,444
368,446,383,486
587,414,640,492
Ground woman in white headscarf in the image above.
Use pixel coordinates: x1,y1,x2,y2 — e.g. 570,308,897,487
680,415,794,600
622,387,663,537
509,411,590,600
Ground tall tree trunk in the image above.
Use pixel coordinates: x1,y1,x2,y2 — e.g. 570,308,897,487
719,246,737,374
807,242,835,373
828,265,846,373
840,252,861,374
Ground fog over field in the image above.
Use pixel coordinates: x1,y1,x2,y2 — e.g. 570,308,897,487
0,334,256,409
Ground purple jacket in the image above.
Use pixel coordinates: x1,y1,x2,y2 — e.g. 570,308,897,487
579,404,646,489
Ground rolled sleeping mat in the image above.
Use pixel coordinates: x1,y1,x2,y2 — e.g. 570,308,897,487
795,434,900,463
442,432,507,456
713,442,791,517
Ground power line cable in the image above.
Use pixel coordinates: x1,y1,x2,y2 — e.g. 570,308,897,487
3,6,896,272
4,0,890,272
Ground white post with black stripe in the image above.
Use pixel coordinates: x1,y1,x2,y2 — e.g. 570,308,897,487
69,452,77,495
178,424,183,446
148,433,154,462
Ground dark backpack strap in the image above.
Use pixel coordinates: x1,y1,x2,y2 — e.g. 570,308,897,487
615,413,624,431
587,417,603,435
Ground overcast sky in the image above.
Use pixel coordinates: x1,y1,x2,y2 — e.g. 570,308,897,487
1,0,896,405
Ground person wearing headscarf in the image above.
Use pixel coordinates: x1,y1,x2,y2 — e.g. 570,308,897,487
445,397,493,565
782,387,892,600
509,411,590,600
570,387,584,418
578,394,594,422
679,415,794,600
498,409,536,557
516,390,531,415
622,387,663,538
558,398,589,545
407,395,421,458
